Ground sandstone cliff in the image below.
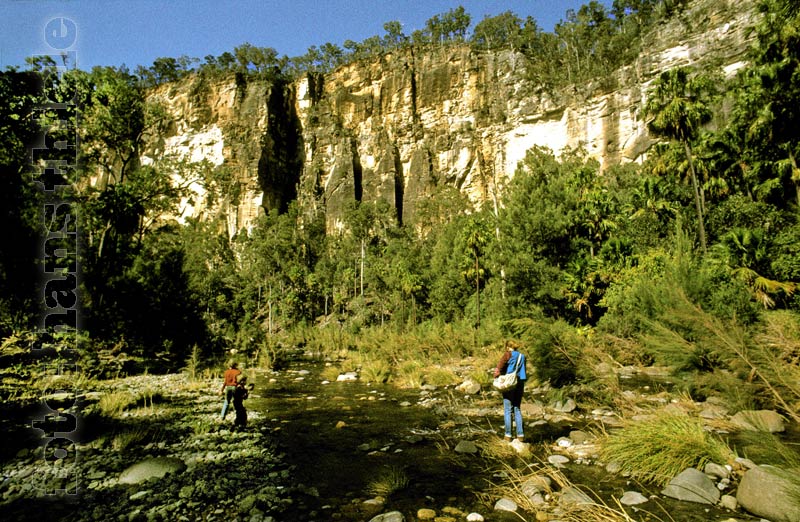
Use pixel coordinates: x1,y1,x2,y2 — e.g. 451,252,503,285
142,0,759,236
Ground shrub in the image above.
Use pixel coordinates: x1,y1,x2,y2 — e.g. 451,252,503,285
600,412,733,486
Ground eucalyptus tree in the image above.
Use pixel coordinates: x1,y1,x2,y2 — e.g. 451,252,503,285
470,11,523,50
382,21,407,49
644,66,716,252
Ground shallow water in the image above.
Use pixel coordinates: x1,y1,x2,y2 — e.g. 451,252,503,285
249,359,756,522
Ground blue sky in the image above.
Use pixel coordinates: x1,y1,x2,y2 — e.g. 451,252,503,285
1,0,609,71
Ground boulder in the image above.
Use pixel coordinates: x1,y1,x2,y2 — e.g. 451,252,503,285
736,465,800,522
119,457,187,485
661,468,720,505
730,410,786,432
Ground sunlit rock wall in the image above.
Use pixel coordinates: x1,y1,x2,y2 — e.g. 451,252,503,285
143,0,758,236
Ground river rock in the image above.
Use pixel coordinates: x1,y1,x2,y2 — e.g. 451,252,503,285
699,402,728,419
336,372,358,382
521,475,552,494
466,514,484,522
548,454,570,467
118,457,187,485
368,511,405,522
560,486,594,506
417,508,436,519
620,491,649,505
494,498,517,512
520,477,547,504
509,438,530,455
550,398,576,413
569,430,592,444
454,440,478,454
736,465,800,522
456,380,481,395
704,462,730,479
661,468,720,505
730,410,786,432
720,494,737,511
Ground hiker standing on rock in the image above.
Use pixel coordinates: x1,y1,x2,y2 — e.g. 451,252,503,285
220,361,241,419
494,341,527,442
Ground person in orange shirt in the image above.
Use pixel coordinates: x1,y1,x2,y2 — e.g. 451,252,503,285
219,361,241,419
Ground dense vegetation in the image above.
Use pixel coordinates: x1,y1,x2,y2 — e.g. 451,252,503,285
1,0,798,422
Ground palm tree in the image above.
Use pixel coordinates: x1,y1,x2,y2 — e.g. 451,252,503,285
644,67,714,252
710,227,797,308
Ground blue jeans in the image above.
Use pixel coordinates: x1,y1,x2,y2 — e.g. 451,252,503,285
503,382,525,438
221,386,236,418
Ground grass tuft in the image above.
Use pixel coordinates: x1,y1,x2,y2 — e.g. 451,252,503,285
365,465,409,497
98,390,138,417
599,412,733,486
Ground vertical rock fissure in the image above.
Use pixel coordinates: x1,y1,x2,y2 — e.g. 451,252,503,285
409,49,419,125
393,144,404,227
258,79,304,214
351,137,363,202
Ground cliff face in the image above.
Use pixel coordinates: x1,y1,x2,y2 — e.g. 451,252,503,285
143,0,758,236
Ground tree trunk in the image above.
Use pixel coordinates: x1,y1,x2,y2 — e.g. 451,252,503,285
475,252,480,329
360,239,365,297
789,150,800,208
683,140,707,253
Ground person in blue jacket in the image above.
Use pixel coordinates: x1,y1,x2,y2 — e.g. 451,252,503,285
493,340,527,441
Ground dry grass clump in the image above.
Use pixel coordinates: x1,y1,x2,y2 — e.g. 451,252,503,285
480,460,655,522
599,412,734,486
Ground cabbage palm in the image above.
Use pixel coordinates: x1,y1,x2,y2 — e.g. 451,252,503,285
644,67,714,252
711,227,797,308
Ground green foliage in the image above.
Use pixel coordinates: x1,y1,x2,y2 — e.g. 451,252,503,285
0,70,45,334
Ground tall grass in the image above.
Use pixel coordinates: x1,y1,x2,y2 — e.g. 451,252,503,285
98,390,138,417
599,412,734,486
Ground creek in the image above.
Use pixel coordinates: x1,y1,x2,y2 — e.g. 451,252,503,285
248,358,752,522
